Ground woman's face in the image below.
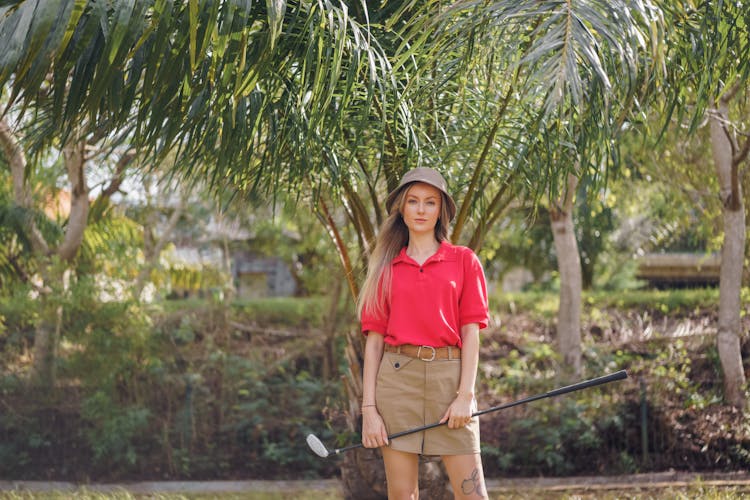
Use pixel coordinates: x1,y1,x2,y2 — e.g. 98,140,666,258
401,182,442,236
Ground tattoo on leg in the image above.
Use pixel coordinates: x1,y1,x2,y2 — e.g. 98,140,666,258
460,467,485,497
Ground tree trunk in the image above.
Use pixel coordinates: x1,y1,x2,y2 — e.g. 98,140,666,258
0,119,48,254
1,119,94,388
58,135,89,261
30,135,89,385
709,99,747,409
550,174,583,376
31,291,62,389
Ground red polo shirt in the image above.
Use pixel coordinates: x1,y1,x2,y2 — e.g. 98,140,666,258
361,241,489,348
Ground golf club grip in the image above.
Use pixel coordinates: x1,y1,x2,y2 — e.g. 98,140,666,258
474,369,628,417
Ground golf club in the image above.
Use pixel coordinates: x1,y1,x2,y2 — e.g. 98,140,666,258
306,369,627,458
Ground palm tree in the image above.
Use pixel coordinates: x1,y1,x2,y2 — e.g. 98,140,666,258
1,0,404,384
1,0,666,494
0,0,408,181
311,1,663,494
389,0,664,374
0,116,140,387
658,1,750,408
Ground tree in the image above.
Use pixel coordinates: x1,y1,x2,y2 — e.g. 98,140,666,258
659,1,749,409
0,0,407,190
1,0,402,368
409,0,664,375
0,115,138,387
313,1,663,493
1,0,666,494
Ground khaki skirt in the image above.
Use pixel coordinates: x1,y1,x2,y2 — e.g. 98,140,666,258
375,351,480,456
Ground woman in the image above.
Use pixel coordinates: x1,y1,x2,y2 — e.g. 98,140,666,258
357,167,490,499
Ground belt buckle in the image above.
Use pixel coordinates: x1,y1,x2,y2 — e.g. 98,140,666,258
417,345,436,362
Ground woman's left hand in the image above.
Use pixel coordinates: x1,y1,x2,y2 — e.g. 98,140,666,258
440,392,475,429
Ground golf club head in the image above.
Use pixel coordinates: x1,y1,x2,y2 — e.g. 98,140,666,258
306,433,330,458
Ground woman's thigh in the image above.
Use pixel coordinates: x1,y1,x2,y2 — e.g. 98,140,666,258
441,453,488,500
381,446,420,499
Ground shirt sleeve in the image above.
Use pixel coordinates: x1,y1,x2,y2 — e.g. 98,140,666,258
361,305,388,335
459,249,489,329
360,276,389,335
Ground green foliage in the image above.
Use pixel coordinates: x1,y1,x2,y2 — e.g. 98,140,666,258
488,398,609,475
231,297,329,329
575,179,616,290
480,328,622,475
0,0,404,197
2,287,749,481
481,207,556,285
231,364,342,478
492,290,560,319
586,288,722,314
479,285,750,477
0,284,38,356
81,392,151,467
0,293,342,481
77,202,143,280
494,288,732,319
617,126,723,256
164,262,229,297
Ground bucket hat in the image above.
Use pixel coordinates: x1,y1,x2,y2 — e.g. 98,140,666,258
386,167,457,222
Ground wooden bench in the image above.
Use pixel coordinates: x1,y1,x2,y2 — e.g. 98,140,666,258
635,253,721,287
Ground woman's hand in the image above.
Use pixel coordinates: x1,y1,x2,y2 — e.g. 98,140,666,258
440,392,475,429
362,406,389,448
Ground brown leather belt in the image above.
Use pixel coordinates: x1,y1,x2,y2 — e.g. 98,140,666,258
384,343,461,361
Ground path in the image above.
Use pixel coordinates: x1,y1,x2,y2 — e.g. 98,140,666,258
2,471,749,496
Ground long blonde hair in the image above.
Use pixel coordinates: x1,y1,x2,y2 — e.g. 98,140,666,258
357,183,453,320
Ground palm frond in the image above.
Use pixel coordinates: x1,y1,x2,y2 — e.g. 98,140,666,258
0,0,406,199
660,1,750,131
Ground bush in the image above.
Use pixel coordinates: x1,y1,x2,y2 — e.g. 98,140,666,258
0,294,342,481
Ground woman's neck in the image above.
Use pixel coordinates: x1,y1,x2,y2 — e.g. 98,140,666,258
406,233,440,265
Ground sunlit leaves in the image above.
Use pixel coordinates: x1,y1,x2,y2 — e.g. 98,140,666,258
388,0,665,209
0,0,402,199
660,0,750,131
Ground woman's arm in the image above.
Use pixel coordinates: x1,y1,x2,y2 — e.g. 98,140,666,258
457,322,480,399
361,332,389,447
441,323,480,428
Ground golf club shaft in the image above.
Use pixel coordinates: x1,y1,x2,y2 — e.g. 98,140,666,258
473,369,627,417
330,370,627,456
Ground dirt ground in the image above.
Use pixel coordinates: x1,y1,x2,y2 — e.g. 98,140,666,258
2,471,750,497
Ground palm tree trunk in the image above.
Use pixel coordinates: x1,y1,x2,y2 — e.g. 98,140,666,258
58,135,89,261
31,285,62,389
709,95,747,409
550,174,582,375
31,133,89,387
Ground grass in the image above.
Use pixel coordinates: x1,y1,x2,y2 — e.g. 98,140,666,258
2,483,750,500
0,492,341,500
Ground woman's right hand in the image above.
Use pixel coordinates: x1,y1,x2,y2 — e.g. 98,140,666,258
361,407,389,448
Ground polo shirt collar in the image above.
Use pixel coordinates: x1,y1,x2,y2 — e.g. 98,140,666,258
393,240,451,265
